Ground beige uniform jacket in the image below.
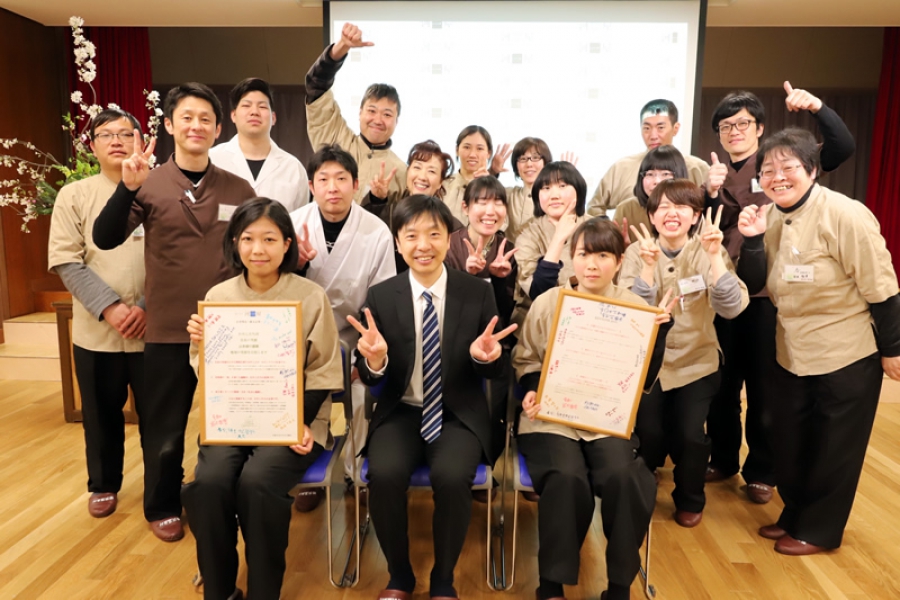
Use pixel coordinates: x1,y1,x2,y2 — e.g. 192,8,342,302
190,273,344,450
619,237,748,391
306,89,407,204
47,174,145,353
613,197,652,244
504,184,536,244
587,151,710,215
513,283,648,441
762,185,899,376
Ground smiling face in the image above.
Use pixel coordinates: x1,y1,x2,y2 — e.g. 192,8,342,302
649,193,700,249
395,214,450,283
516,146,545,187
572,233,622,296
641,168,675,198
641,114,679,150
164,95,221,157
90,116,137,174
717,108,764,162
406,155,444,196
231,90,274,139
759,149,816,209
309,161,358,223
463,195,507,238
359,97,398,146
237,216,290,282
538,179,577,221
457,133,491,179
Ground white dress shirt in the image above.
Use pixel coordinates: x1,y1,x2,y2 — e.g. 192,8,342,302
401,266,448,407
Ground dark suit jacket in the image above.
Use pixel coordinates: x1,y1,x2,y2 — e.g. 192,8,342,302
356,268,506,461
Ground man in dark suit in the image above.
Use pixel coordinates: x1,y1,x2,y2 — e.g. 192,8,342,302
349,195,516,600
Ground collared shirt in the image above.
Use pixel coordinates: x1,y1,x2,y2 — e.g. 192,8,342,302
401,265,448,407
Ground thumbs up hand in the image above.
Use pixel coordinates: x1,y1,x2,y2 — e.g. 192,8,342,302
705,152,727,199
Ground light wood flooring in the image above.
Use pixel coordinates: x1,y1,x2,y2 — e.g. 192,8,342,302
2,379,900,599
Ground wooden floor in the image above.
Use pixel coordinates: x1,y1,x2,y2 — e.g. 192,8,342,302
2,380,900,600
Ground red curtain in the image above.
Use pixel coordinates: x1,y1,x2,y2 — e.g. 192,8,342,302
867,27,900,265
65,26,153,133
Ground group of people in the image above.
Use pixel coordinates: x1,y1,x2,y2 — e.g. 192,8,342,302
46,20,900,600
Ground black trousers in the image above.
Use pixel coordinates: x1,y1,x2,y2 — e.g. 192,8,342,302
636,370,721,513
366,403,482,593
181,442,323,600
518,433,656,588
72,346,145,493
707,297,778,485
771,353,882,549
140,343,197,521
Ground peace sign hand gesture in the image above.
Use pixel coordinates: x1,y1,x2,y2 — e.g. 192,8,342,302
654,289,680,326
369,161,397,200
296,223,318,269
630,223,660,268
488,238,518,278
332,22,374,60
122,129,156,191
737,204,767,238
700,206,724,256
347,308,388,372
469,316,517,363
463,237,487,275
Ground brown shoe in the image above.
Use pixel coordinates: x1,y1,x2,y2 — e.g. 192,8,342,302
88,492,117,518
758,524,787,540
377,590,411,600
150,516,184,542
775,534,830,556
293,488,325,512
674,509,703,528
704,465,735,482
521,490,540,502
745,482,774,504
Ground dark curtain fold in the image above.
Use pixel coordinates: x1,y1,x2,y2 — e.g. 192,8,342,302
866,27,900,264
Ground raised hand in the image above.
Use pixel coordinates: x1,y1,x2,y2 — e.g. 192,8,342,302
654,288,680,325
290,425,315,455
630,223,660,268
122,129,156,191
488,238,518,278
522,390,541,421
613,217,630,245
369,161,397,200
560,151,579,167
706,152,727,199
332,22,374,60
186,313,204,343
469,316,517,363
490,143,512,175
700,205,724,256
297,223,318,269
737,204,767,238
784,81,822,114
463,236,487,275
347,308,388,371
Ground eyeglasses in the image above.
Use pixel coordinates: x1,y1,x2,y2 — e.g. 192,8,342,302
516,155,544,164
94,132,136,142
717,119,756,135
641,170,674,181
758,164,805,181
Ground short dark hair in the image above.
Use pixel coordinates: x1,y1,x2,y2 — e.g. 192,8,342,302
640,99,679,124
462,176,508,207
229,77,274,112
510,137,552,179
456,125,493,155
711,91,766,132
756,127,821,179
530,161,587,218
223,198,298,275
407,139,454,180
307,144,359,181
163,82,224,125
390,194,455,238
633,145,689,208
90,108,141,140
646,179,704,237
361,83,401,115
570,217,625,261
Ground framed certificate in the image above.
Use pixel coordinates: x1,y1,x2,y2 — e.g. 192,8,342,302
536,289,661,438
198,302,304,445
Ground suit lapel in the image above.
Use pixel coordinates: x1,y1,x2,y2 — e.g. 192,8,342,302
442,270,466,380
393,275,417,390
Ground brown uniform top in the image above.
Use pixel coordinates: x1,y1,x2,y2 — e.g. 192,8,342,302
612,197,652,245
762,185,899,376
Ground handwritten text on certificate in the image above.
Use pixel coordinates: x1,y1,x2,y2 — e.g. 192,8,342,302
537,290,659,438
200,302,303,445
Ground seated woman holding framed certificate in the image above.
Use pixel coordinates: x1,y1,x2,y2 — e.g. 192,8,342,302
619,180,749,528
182,198,343,600
513,218,674,600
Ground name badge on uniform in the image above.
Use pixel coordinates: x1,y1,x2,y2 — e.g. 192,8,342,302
783,265,814,282
218,204,237,222
678,274,707,295
751,178,763,193
132,224,145,238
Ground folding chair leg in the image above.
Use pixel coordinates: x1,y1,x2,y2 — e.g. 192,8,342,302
640,520,656,598
509,489,520,589
325,486,342,588
340,484,370,588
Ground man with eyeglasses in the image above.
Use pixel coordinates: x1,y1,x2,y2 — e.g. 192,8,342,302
704,83,856,506
586,98,709,216
48,108,148,521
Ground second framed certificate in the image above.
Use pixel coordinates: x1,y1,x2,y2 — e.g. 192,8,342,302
536,289,660,438
198,302,304,445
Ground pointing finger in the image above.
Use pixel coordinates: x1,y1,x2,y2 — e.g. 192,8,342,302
784,81,794,95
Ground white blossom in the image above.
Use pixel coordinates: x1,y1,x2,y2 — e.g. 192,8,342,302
81,70,96,83
70,91,83,104
107,103,120,110
69,16,84,28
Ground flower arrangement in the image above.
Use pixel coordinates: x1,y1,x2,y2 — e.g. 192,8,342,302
0,16,160,231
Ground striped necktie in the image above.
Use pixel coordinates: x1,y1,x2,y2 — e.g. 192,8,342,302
420,290,443,443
